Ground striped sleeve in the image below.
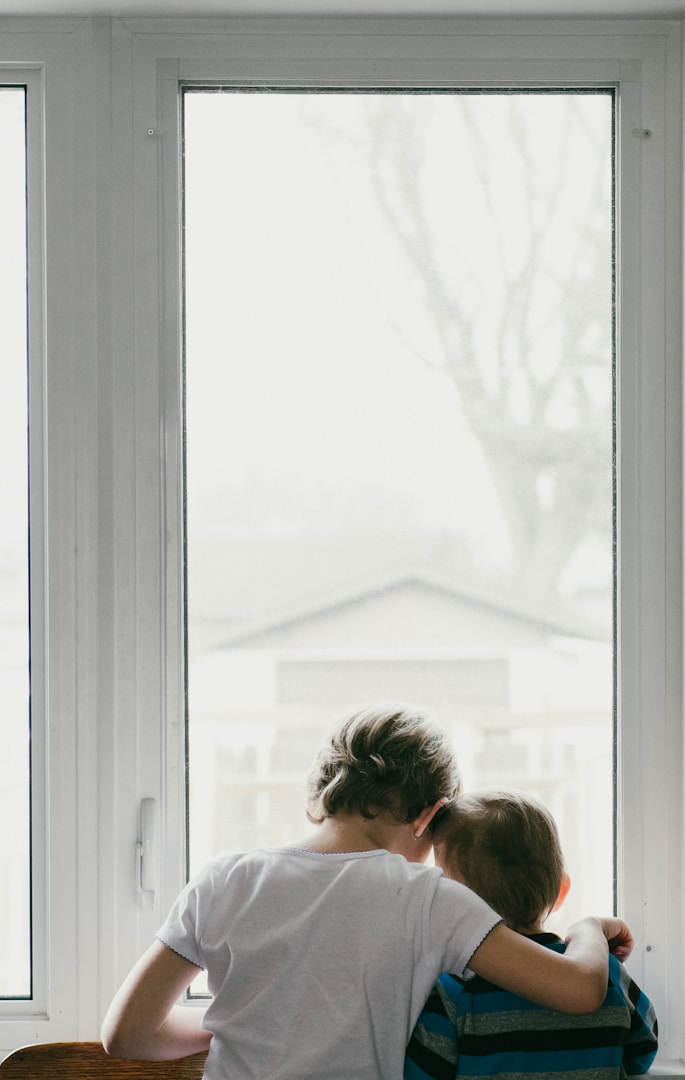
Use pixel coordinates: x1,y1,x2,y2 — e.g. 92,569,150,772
404,975,463,1080
612,958,659,1074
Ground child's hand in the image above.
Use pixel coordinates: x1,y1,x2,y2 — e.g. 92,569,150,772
599,917,634,961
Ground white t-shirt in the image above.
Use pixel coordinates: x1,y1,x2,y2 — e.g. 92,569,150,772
157,847,501,1080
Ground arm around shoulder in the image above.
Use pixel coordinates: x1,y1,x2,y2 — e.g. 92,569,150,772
468,918,611,1015
101,940,212,1061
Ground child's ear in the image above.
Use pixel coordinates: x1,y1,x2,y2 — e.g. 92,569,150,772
551,872,571,913
412,797,449,840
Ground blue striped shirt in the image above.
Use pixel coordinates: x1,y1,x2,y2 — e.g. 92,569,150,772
405,932,658,1080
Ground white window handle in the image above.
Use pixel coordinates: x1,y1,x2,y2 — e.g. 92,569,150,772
137,797,159,896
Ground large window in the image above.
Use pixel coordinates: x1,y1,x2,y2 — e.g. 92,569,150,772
0,17,681,1074
183,88,615,928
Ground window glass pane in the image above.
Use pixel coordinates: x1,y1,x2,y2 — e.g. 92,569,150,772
183,89,614,928
0,85,31,998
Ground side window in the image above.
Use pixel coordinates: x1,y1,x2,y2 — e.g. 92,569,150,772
0,48,81,1050
0,83,31,1001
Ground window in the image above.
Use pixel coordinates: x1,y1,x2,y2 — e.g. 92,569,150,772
154,25,681,1063
183,88,615,928
0,84,31,1001
0,17,681,1075
0,40,87,1052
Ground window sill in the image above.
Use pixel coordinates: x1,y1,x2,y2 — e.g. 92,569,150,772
651,1062,685,1078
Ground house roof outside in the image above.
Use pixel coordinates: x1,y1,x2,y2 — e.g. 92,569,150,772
187,533,610,653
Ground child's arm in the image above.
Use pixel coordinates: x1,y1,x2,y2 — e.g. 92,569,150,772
405,975,461,1080
468,917,629,1015
101,940,212,1060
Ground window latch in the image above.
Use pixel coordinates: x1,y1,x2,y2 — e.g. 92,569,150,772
137,797,159,898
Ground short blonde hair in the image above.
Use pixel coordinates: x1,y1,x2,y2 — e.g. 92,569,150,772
434,788,565,930
306,703,460,824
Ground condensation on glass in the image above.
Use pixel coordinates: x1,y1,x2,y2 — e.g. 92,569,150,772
0,86,31,998
182,88,615,929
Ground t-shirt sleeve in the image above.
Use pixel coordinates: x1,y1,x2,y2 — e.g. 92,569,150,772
156,866,212,970
424,876,502,979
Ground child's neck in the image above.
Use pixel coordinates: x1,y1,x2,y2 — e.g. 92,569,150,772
291,817,383,854
290,810,425,860
513,918,548,935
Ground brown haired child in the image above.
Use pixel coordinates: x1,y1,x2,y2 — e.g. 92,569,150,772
103,707,632,1080
406,788,657,1080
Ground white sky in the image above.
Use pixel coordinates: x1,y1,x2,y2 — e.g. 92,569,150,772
184,91,614,582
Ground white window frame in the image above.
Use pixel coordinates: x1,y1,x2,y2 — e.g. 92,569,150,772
0,63,47,1021
0,20,100,1050
0,16,682,1076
